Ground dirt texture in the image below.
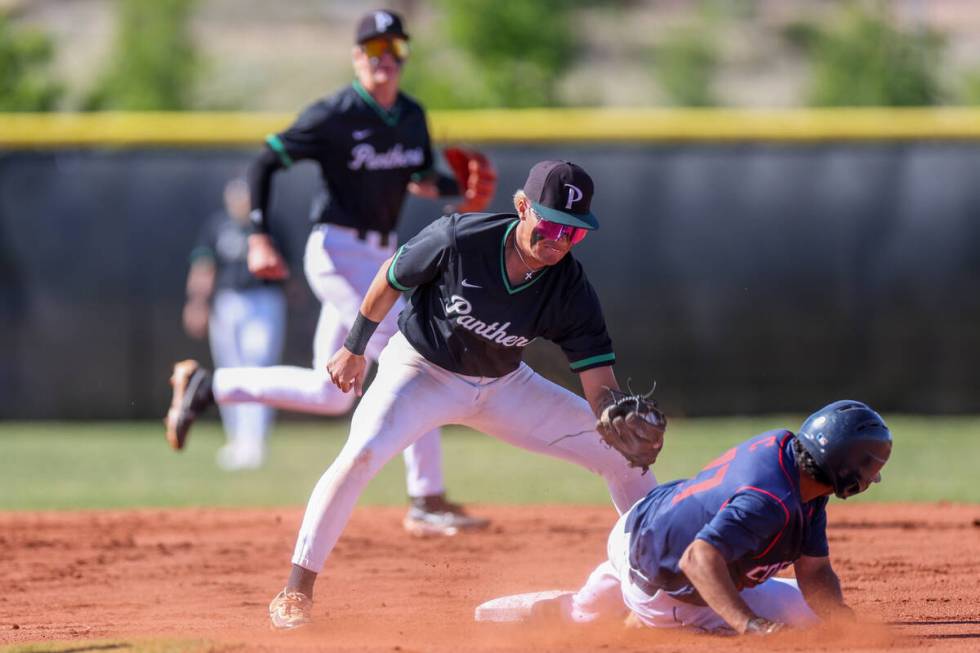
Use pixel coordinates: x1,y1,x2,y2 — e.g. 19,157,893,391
1,503,978,652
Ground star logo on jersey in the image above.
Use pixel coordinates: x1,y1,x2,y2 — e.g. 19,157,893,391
352,129,373,141
461,279,482,289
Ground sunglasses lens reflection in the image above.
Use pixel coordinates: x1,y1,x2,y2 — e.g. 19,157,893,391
535,218,587,245
362,37,409,61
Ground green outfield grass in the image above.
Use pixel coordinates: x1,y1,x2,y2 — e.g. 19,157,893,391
0,415,977,511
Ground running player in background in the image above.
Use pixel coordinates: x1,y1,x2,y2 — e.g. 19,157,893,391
166,10,494,536
255,159,664,629
181,178,287,471
536,400,892,636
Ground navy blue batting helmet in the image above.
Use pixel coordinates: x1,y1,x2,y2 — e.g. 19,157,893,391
796,400,892,499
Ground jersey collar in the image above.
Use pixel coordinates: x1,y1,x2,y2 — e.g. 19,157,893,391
500,220,549,295
352,78,402,127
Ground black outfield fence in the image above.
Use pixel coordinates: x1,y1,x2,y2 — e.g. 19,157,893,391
2,111,979,417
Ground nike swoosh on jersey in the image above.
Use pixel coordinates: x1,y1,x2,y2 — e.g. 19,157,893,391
352,129,373,140
461,279,482,289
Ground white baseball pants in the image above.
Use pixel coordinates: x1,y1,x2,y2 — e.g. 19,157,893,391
208,287,286,461
566,508,819,632
291,331,658,572
211,224,445,497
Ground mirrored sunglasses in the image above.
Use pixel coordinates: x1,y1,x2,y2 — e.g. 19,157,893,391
361,37,410,62
533,215,588,245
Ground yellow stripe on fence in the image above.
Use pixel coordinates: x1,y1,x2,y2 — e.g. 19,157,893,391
2,108,980,148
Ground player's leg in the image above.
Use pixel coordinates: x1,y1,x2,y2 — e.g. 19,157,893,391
274,336,472,627
739,577,818,628
465,364,656,513
313,228,469,534
207,228,366,414
222,287,287,469
208,290,249,467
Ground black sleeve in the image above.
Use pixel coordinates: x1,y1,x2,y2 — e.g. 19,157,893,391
271,100,335,163
249,100,335,232
247,147,283,231
386,215,455,290
551,271,616,373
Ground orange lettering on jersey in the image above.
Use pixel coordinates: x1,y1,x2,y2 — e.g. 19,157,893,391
749,435,778,452
672,462,731,505
702,446,736,471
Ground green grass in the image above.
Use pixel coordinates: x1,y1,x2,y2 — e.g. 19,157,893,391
0,415,977,511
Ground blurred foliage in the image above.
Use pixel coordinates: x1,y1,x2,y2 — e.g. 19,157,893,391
786,1,945,107
402,0,611,109
84,0,200,110
652,4,721,107
956,69,980,106
0,14,63,111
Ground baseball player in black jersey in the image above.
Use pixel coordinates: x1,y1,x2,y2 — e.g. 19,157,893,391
165,10,495,535
182,179,287,470
261,160,663,629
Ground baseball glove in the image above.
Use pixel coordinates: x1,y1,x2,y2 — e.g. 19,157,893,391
443,146,497,213
596,388,666,472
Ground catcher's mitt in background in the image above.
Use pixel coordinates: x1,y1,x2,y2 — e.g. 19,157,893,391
444,146,497,213
596,388,666,473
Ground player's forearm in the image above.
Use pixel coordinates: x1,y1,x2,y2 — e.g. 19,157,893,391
359,259,402,323
579,366,621,417
679,539,757,633
185,261,215,303
342,260,401,357
795,559,849,618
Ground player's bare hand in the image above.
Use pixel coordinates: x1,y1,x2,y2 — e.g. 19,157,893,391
182,300,209,339
247,233,290,280
327,347,367,396
408,178,439,199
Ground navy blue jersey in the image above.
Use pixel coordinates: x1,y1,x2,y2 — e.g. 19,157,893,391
626,431,829,605
387,213,615,377
191,212,286,292
267,80,434,233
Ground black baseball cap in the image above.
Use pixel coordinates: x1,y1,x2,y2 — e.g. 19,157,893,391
523,160,599,230
355,9,409,44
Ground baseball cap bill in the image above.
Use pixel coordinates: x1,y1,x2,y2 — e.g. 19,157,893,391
522,160,599,230
356,9,409,44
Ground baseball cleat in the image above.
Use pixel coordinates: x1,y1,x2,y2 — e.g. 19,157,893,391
164,359,213,451
403,494,490,537
269,589,313,630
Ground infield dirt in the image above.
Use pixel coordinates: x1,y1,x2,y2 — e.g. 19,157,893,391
1,503,977,652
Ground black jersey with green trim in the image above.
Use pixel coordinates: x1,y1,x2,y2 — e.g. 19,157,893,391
387,213,615,377
267,80,434,234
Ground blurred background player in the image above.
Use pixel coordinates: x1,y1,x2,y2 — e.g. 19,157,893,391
533,400,892,635
165,9,496,536
181,178,287,471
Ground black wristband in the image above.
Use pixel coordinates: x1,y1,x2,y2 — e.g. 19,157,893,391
344,312,380,356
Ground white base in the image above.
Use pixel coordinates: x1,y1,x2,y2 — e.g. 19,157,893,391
474,590,573,623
